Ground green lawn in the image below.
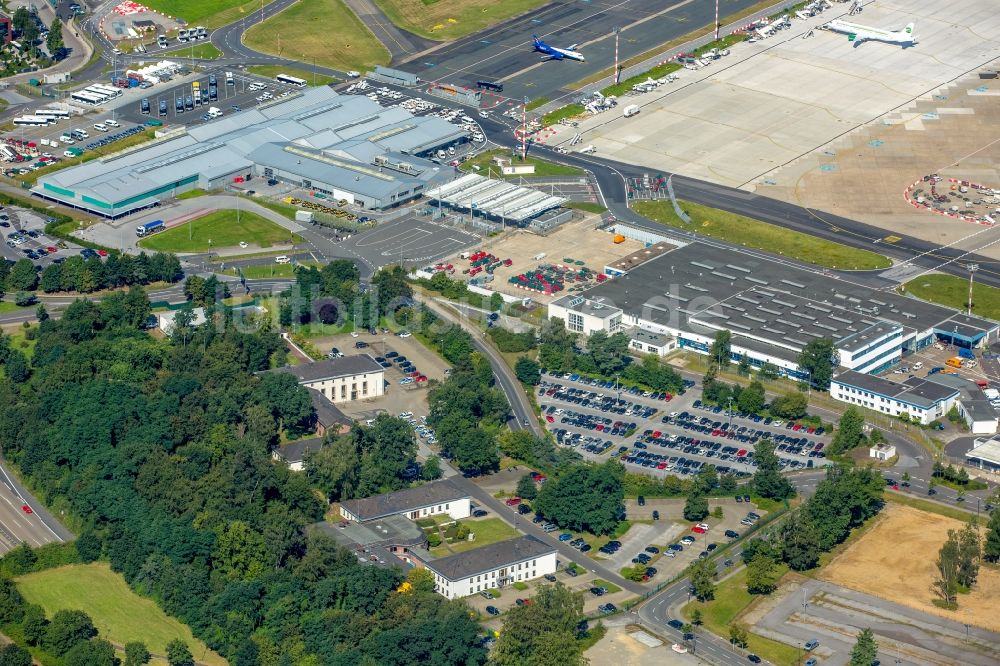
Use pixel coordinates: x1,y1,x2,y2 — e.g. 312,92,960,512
176,42,223,60
243,0,390,72
138,210,302,253
902,274,1000,322
16,563,225,665
633,200,892,271
373,0,548,40
541,103,586,127
141,0,279,29
247,65,337,87
461,149,583,179
590,578,621,594
564,201,607,214
175,189,208,200
430,517,521,556
220,261,320,279
0,301,30,313
684,566,800,666
885,492,976,523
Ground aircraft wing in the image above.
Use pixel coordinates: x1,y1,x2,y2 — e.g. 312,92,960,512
567,43,579,50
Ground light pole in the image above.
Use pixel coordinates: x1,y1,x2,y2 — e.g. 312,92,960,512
967,263,978,316
727,396,734,430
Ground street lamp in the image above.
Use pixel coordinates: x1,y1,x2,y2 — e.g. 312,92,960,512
727,396,734,430
967,263,978,316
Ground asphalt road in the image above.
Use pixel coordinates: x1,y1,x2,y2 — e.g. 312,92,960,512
395,0,769,104
0,458,73,554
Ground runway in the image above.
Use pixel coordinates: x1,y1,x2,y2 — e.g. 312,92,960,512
397,0,767,103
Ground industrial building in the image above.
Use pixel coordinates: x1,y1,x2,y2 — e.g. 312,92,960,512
34,86,468,217
425,173,568,227
547,240,999,382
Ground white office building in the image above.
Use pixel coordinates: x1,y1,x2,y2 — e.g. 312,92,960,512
422,535,558,599
270,354,385,403
548,295,623,335
339,479,471,523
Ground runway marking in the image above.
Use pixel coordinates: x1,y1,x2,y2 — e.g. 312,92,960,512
884,235,902,243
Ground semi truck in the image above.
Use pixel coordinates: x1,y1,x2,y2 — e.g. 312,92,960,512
136,219,165,237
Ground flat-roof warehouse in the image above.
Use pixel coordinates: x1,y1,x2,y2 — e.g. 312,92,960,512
34,87,468,217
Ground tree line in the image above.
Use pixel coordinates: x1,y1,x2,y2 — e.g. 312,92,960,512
0,288,487,665
0,252,182,300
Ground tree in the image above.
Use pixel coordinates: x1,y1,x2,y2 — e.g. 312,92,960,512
780,514,822,571
4,350,29,383
75,530,102,563
683,493,709,521
737,353,751,377
7,259,38,291
490,291,504,311
254,372,314,434
0,644,32,666
516,473,538,501
797,338,836,390
956,521,982,589
849,628,878,666
491,582,586,666
830,406,866,455
709,329,732,368
46,17,64,57
534,461,624,535
514,356,541,385
729,624,749,648
21,604,47,646
752,440,793,500
44,609,97,656
64,638,115,666
745,553,779,595
13,292,34,307
691,608,703,626
769,392,808,419
688,558,715,601
985,508,1000,563
421,455,442,481
737,380,765,415
214,520,268,581
934,530,960,606
124,641,151,666
166,639,194,666
759,362,781,381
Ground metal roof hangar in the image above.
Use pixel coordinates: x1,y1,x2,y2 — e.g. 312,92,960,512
33,87,468,217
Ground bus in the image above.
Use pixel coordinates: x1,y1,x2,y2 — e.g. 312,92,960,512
35,108,71,120
13,116,53,127
275,73,307,88
476,80,503,92
70,91,105,106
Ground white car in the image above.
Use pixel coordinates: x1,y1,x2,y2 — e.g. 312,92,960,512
350,331,359,337
105,119,120,128
239,241,248,248
93,123,108,132
397,330,411,338
63,150,77,158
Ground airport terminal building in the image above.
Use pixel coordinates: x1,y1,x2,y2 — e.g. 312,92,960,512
547,240,999,380
34,87,467,217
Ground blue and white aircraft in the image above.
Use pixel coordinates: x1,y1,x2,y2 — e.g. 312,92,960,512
532,35,585,61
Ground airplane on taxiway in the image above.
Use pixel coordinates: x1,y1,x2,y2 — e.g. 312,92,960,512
822,19,915,46
532,35,585,61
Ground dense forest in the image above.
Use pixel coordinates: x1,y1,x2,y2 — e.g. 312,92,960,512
0,289,486,666
0,252,183,297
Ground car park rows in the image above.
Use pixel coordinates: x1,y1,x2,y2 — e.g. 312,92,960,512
539,372,831,480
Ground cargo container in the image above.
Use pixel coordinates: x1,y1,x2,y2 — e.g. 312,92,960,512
623,104,640,118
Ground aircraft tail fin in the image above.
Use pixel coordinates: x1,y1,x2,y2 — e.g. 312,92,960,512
903,22,914,35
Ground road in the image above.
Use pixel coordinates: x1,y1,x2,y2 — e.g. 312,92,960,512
415,293,543,439
0,457,73,554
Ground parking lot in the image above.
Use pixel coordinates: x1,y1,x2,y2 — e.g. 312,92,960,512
112,69,308,128
539,372,831,480
0,205,86,267
341,214,480,273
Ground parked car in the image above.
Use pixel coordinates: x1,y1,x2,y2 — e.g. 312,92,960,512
486,606,500,616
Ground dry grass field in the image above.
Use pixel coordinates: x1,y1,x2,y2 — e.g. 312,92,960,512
819,503,1000,632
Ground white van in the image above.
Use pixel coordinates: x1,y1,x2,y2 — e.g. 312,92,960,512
274,255,290,264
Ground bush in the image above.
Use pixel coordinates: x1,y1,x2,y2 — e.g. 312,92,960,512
488,326,537,353
427,532,442,547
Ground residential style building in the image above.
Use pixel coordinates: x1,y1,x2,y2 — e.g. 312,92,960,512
831,370,998,433
417,535,558,599
307,388,352,437
272,437,324,472
628,328,676,357
339,479,471,523
270,354,385,404
869,443,896,461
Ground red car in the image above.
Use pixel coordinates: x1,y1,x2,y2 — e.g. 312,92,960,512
531,472,547,482
46,246,57,253
792,424,802,431
736,449,748,457
652,431,661,439
97,249,108,257
505,497,522,506
691,526,707,534
21,505,32,515
664,393,673,401
657,462,668,470
891,484,900,491
545,415,554,423
595,424,604,431
806,426,816,434
415,375,428,382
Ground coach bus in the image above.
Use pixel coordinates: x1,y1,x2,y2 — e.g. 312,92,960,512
275,73,307,88
88,84,122,99
35,108,71,120
13,116,53,127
